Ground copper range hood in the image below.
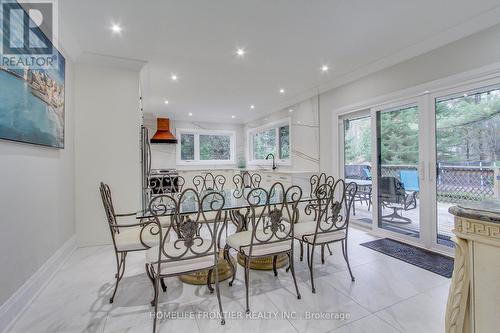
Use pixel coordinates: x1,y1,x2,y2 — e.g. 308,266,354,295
150,118,177,144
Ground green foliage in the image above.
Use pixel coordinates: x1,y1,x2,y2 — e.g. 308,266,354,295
180,134,194,160
436,90,500,163
344,88,500,166
199,134,230,160
379,107,419,165
279,125,290,159
344,117,371,164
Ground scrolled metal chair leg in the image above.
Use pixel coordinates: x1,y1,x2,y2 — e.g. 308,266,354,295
110,252,127,303
308,244,316,293
160,278,167,292
321,245,325,264
341,239,355,281
299,241,304,261
214,263,225,325
244,256,251,313
326,244,333,255
272,255,278,277
288,251,301,300
152,275,160,333
223,245,236,286
207,269,214,293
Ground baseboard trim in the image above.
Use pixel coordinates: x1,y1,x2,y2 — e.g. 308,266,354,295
0,235,77,333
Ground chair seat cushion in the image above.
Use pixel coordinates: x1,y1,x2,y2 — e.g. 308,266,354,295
114,226,168,252
145,239,215,275
293,221,346,244
226,230,291,256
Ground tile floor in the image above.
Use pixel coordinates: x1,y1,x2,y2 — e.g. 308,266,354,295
7,227,451,333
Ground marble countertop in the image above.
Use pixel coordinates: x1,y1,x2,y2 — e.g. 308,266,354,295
449,199,500,224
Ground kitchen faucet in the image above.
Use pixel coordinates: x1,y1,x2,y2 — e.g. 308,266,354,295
265,153,277,170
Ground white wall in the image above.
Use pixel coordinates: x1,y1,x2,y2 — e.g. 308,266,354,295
143,113,245,170
74,64,141,246
245,96,320,172
319,22,500,176
0,59,75,305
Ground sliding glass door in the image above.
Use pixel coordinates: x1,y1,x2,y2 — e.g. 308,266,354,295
433,84,500,247
339,77,500,253
375,104,422,239
341,113,372,226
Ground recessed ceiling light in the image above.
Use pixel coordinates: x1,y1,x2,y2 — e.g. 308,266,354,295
188,112,193,116
236,48,245,57
164,100,169,104
321,65,329,72
279,88,285,94
231,115,236,119
250,105,255,109
111,24,122,33
289,109,293,113
463,93,468,97
171,74,178,81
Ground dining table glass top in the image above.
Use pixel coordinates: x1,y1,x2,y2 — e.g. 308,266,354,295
136,188,313,219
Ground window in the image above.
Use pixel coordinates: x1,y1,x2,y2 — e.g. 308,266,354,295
248,118,291,165
176,129,235,165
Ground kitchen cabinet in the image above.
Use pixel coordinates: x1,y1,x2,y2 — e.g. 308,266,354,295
446,201,500,333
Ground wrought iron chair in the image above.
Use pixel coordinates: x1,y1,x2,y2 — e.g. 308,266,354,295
232,171,262,198
379,176,417,223
99,182,164,304
298,173,336,261
145,189,225,332
223,183,302,312
294,180,357,293
193,172,226,192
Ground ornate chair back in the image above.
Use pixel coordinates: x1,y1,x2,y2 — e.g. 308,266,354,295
148,188,225,268
100,182,119,234
306,180,357,244
193,173,226,192
245,183,302,257
309,173,335,199
233,172,262,198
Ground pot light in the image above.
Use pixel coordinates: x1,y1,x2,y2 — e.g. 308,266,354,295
236,48,245,57
250,105,255,109
171,74,178,81
289,109,294,113
164,100,169,104
111,24,122,33
231,115,236,119
188,112,193,116
321,65,329,72
279,88,285,94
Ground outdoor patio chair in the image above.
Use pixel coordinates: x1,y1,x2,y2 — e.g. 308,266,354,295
379,176,417,223
399,170,420,192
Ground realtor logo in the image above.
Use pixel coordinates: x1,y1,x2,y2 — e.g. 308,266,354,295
1,0,59,69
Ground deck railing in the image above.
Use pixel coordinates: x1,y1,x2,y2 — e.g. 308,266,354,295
380,164,495,203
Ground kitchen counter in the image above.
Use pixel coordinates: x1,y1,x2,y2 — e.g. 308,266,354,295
446,200,500,333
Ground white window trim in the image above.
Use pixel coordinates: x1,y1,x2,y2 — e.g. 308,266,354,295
176,128,236,165
247,117,292,166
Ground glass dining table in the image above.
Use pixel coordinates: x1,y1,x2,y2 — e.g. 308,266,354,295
135,187,314,284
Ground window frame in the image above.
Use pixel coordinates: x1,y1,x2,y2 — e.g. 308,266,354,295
176,128,236,165
247,118,292,166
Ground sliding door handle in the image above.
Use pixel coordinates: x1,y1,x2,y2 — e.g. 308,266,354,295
428,162,434,182
419,161,426,181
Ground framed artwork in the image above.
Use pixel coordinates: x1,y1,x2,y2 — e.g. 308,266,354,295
0,0,65,148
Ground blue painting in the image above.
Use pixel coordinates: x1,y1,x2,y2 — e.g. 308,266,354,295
0,1,65,148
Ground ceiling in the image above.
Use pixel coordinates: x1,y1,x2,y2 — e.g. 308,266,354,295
59,0,500,123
